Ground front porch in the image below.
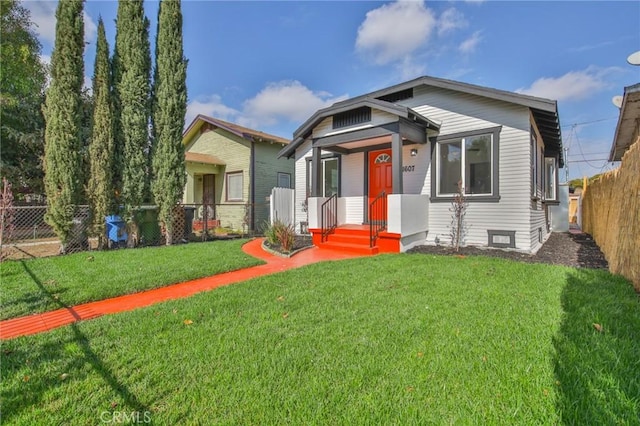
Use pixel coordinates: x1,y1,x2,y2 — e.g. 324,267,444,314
301,99,439,253
307,194,430,254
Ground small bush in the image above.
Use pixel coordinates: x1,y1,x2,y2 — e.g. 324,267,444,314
264,219,295,252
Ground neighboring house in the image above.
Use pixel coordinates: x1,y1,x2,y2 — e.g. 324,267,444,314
182,115,293,232
278,75,564,254
609,83,640,161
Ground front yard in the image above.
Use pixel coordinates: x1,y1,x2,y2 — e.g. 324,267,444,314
2,253,638,424
0,239,262,321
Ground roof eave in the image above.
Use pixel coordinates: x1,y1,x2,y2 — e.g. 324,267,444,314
609,83,640,161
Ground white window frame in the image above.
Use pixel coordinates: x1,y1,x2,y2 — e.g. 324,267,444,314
277,172,291,188
225,171,243,202
307,156,340,198
436,133,494,197
531,131,538,198
544,157,557,201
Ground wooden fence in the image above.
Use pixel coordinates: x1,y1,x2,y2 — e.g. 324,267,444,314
582,140,640,291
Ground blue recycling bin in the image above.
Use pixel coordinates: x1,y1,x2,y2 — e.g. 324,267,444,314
105,215,127,247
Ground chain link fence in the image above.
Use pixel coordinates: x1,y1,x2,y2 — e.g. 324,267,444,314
0,203,266,261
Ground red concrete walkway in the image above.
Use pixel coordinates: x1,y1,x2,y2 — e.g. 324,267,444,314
0,239,367,340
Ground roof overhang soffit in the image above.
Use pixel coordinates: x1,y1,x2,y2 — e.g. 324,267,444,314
609,84,640,161
531,108,564,167
312,118,430,152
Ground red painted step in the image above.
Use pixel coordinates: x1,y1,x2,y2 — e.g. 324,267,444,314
321,241,379,255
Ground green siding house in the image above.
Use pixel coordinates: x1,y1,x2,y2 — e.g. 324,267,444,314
182,115,292,232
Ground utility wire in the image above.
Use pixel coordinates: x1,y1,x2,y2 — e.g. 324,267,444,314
573,125,609,169
560,116,618,128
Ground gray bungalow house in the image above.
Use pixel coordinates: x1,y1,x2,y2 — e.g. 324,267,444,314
278,75,564,254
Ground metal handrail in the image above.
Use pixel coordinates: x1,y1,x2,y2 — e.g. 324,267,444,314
321,194,338,242
369,191,387,247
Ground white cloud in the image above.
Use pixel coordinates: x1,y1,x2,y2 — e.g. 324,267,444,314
355,0,436,65
516,67,617,101
459,31,482,54
26,1,57,45
185,81,347,135
185,95,241,127
25,1,97,46
83,11,97,44
240,80,347,128
397,57,426,81
40,54,51,67
438,8,467,36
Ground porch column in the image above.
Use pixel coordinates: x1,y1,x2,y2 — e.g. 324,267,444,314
392,133,403,194
311,146,322,197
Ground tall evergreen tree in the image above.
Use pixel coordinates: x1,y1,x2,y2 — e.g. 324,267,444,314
152,0,187,245
112,0,151,224
42,0,84,251
88,17,115,249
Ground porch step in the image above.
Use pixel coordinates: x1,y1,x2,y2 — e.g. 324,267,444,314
321,240,379,255
327,233,371,245
330,226,372,236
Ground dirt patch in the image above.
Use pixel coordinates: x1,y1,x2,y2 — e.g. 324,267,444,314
408,232,608,269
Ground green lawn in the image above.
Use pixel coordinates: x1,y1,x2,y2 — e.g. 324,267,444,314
0,239,262,320
2,254,638,424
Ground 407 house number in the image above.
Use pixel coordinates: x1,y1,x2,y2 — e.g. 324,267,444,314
402,165,415,173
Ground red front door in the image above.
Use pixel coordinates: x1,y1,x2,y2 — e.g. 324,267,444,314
368,149,393,221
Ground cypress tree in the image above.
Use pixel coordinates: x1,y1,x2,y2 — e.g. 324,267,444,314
152,0,187,245
88,17,115,249
43,0,84,252
113,0,151,227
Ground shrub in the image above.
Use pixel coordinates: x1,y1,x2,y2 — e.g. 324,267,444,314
263,219,295,252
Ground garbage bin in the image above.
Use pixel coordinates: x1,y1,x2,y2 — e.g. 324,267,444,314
105,215,127,248
136,206,161,246
183,206,195,238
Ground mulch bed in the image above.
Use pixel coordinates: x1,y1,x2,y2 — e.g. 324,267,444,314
264,235,313,254
264,232,608,270
408,232,608,269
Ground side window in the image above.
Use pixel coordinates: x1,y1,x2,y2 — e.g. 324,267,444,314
225,171,243,201
277,172,291,188
306,156,340,197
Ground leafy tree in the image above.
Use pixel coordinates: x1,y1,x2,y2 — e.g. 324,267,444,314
0,0,47,197
88,17,115,249
42,0,85,251
152,0,187,245
112,0,151,222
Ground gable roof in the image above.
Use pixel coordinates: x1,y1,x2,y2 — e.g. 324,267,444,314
183,114,290,146
278,97,440,159
609,83,640,161
279,75,563,165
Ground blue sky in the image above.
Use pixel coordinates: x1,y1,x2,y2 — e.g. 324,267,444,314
25,0,640,181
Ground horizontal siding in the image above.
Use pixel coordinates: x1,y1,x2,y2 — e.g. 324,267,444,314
341,153,364,197
294,139,312,233
406,86,534,251
402,144,430,195
341,152,364,223
254,141,295,230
